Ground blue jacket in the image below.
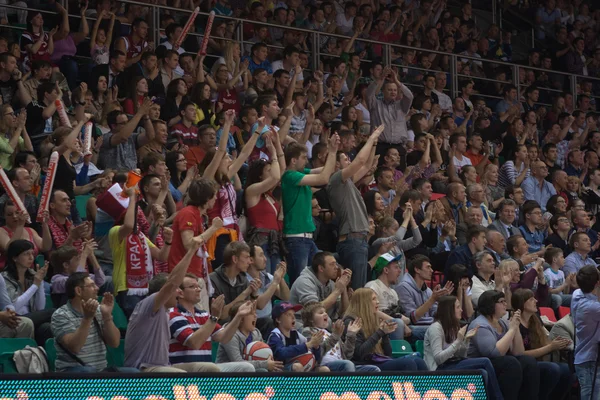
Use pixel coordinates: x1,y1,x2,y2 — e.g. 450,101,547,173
396,273,436,325
267,328,321,364
445,244,474,277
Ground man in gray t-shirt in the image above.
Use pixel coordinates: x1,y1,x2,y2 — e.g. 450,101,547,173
97,102,154,171
326,126,382,289
124,242,221,372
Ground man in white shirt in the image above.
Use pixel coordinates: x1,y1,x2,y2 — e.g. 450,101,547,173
433,72,452,113
336,3,357,35
365,253,411,340
449,132,472,174
270,46,303,86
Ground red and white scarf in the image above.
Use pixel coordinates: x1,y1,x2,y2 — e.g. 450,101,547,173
125,231,154,296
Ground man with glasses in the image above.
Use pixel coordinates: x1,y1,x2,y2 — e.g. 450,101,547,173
545,213,572,256
519,201,547,254
185,124,217,168
51,272,137,372
521,161,557,212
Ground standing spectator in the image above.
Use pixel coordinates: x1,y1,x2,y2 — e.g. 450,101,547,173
115,18,151,68
90,10,115,66
21,11,56,71
367,67,413,155
282,134,339,283
21,81,60,155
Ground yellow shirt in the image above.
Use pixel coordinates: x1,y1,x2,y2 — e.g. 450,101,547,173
109,226,156,295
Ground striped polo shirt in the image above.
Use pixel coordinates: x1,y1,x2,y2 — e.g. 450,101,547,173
168,304,221,364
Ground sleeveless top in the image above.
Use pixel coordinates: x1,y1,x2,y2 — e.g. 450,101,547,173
122,36,147,60
247,193,282,232
0,227,39,270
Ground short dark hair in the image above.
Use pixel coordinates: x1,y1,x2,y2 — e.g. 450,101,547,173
165,23,182,39
66,272,90,299
467,225,486,242
148,273,169,295
577,265,600,293
522,201,541,216
407,255,430,276
506,235,524,257
140,153,165,174
187,178,218,208
37,81,56,103
284,142,308,165
283,45,300,58
311,251,334,274
544,247,563,265
50,245,79,275
110,49,126,61
477,290,505,317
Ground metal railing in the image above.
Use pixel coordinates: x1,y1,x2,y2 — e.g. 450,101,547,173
3,0,600,110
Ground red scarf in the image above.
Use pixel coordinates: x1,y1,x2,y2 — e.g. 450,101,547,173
125,231,154,295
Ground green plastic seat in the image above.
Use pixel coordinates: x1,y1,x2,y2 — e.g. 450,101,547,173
211,341,219,363
75,194,91,221
0,338,38,373
97,296,128,332
415,340,424,357
107,339,125,368
390,340,414,358
45,294,54,310
44,338,56,371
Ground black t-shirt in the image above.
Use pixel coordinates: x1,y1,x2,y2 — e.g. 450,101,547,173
25,100,52,156
54,154,77,200
0,77,17,107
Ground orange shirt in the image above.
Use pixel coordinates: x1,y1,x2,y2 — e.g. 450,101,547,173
185,146,206,169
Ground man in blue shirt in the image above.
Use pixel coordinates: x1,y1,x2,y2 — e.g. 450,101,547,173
519,201,547,254
564,232,599,275
572,265,600,399
445,225,487,278
243,42,273,75
521,161,556,212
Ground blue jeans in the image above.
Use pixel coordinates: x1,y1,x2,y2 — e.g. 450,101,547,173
438,357,504,400
538,361,573,400
378,354,428,371
324,360,380,372
576,361,600,400
408,325,428,341
261,242,282,275
389,318,406,340
284,237,318,284
62,366,139,373
116,292,144,319
336,237,369,289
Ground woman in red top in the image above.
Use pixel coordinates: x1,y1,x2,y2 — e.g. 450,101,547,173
22,11,57,72
199,110,260,268
244,131,285,274
0,200,52,270
122,76,148,115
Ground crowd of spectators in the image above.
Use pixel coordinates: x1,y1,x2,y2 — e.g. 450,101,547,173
0,0,599,398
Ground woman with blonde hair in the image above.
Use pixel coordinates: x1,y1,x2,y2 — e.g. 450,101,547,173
481,164,504,211
511,288,573,400
342,288,428,371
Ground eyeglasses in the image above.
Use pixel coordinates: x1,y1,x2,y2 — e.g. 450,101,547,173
176,158,186,163
558,218,570,223
3,111,15,116
183,285,200,290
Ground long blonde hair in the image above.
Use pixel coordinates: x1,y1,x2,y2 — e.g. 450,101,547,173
344,288,383,354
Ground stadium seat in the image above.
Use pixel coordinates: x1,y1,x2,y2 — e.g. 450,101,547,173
98,296,128,333
45,294,54,310
212,341,219,363
539,307,557,323
107,340,125,368
45,339,56,371
390,340,413,358
0,338,38,373
415,340,424,357
75,194,91,221
558,306,570,319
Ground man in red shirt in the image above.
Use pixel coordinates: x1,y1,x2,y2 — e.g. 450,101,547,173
464,132,491,176
168,178,223,310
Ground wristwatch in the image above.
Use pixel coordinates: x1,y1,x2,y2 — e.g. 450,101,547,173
209,315,218,323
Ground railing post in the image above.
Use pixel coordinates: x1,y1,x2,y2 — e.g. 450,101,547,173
499,8,503,30
450,55,458,99
152,5,159,47
512,63,519,97
571,75,578,106
311,32,319,72
492,0,497,24
383,44,391,67
236,20,243,47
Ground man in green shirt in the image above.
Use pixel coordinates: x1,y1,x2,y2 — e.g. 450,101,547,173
281,134,339,283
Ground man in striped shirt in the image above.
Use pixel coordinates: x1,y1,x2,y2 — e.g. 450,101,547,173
168,273,255,371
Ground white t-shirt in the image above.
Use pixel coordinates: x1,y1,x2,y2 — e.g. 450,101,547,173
365,279,398,311
453,155,473,173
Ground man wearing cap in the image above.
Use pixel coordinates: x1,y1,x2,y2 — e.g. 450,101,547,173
289,252,351,330
365,252,412,340
267,302,328,372
327,124,383,289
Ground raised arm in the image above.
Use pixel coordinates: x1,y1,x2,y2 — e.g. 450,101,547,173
342,124,383,182
203,110,233,180
245,134,281,199
298,133,340,186
109,98,151,147
72,2,90,45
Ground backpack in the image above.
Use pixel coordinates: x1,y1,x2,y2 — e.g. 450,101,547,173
13,346,50,373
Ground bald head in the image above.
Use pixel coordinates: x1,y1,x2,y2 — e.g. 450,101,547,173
487,230,505,254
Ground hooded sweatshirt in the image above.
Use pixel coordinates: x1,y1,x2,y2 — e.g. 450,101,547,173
290,267,339,323
396,272,436,325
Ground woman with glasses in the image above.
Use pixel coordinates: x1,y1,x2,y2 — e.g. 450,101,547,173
166,151,198,200
0,105,33,169
468,289,541,400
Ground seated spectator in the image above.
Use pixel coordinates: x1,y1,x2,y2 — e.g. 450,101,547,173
423,295,503,400
267,302,329,372
1,239,51,345
246,246,290,338
444,264,474,320
445,225,487,277
522,161,557,212
489,199,520,241
124,242,221,372
519,201,547,254
563,232,598,275
21,81,61,156
468,290,541,399
50,242,106,308
365,252,411,340
472,253,512,308
215,301,282,372
21,60,52,102
438,182,467,225
243,43,272,75
398,255,453,340
50,273,135,372
301,302,380,372
0,273,34,339
168,274,254,372
341,288,428,371
89,50,126,96
289,251,350,329
544,213,571,256
511,288,573,399
47,189,89,253
544,247,574,310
